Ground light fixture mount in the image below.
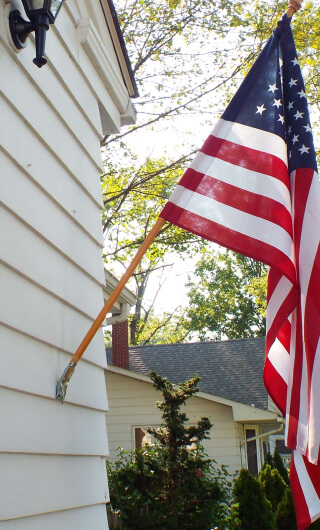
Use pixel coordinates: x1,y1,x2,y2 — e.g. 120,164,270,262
9,0,65,68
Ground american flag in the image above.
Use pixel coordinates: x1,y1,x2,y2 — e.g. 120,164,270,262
160,14,320,529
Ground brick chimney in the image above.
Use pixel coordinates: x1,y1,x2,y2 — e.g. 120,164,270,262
112,318,129,369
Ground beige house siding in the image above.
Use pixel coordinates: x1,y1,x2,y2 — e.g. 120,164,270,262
0,0,135,527
105,370,243,476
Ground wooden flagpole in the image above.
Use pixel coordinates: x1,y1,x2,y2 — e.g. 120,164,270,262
56,216,166,401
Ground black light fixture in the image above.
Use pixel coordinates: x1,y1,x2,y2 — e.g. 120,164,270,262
9,0,65,68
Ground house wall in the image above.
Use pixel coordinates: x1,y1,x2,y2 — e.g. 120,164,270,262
0,0,133,527
105,371,243,477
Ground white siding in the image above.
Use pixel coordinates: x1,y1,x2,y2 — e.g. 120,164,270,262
0,0,133,526
105,371,243,477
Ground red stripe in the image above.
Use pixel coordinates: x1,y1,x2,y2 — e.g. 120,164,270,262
290,455,312,530
201,134,289,188
161,203,297,284
277,318,291,353
267,267,283,302
263,357,287,415
178,168,293,235
266,287,297,352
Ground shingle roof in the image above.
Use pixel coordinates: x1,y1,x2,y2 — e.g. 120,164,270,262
106,337,268,410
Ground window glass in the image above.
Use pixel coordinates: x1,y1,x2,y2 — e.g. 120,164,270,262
135,427,152,449
246,428,259,477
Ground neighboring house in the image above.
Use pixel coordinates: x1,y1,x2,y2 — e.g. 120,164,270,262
0,1,137,528
106,334,284,478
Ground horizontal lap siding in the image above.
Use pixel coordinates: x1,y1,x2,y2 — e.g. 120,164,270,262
0,454,109,520
0,324,108,409
0,0,122,526
0,505,108,530
105,372,242,475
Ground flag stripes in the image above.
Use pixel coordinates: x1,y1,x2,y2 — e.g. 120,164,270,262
291,452,320,530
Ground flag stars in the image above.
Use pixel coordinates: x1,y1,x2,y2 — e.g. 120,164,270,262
294,110,304,120
304,123,312,133
288,125,292,134
273,99,282,108
256,104,266,115
268,84,278,93
278,114,285,124
298,89,307,99
292,134,299,144
291,57,299,66
299,144,310,155
289,78,298,87
287,101,294,111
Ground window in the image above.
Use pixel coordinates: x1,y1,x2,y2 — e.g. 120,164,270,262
243,426,264,477
134,427,153,449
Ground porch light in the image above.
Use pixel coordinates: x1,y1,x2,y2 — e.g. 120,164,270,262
9,0,65,68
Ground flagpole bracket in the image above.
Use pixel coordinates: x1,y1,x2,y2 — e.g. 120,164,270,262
56,362,77,402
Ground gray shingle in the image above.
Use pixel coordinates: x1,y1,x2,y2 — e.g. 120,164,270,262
106,336,268,410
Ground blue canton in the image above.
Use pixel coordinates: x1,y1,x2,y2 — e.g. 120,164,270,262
222,14,317,174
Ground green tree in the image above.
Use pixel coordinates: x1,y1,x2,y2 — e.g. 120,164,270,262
259,464,287,513
273,449,290,485
107,372,230,529
275,487,297,530
185,249,267,340
230,468,275,530
102,154,205,345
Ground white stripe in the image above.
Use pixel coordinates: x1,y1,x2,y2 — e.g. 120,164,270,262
294,451,320,522
211,119,288,165
169,186,295,260
191,152,292,212
267,337,290,384
309,338,320,463
266,275,293,333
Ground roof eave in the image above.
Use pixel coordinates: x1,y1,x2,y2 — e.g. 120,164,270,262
99,0,139,98
106,364,281,423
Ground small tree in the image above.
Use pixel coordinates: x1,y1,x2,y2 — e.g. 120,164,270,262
275,487,297,530
107,371,230,529
229,468,275,530
259,464,287,513
272,450,290,486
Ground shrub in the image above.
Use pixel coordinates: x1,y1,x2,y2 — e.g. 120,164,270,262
230,468,275,530
259,464,287,513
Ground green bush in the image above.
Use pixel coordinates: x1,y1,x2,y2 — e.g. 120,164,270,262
229,468,275,530
275,487,297,530
259,464,287,513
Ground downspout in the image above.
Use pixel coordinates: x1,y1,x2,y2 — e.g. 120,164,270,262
105,302,130,325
